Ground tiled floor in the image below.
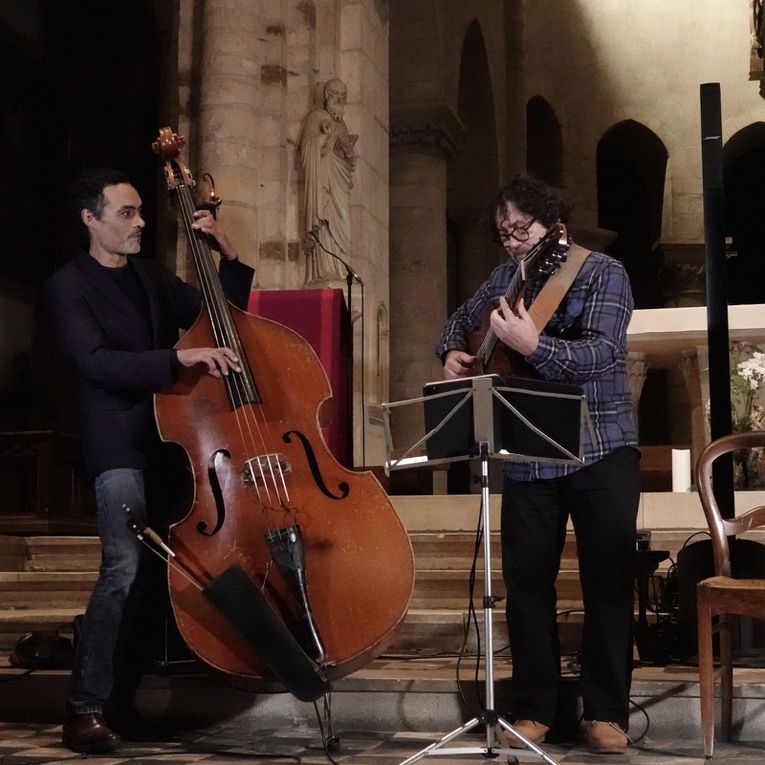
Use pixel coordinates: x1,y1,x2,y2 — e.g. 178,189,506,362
1,721,765,765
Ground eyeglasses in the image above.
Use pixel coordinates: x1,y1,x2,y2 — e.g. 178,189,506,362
497,217,536,243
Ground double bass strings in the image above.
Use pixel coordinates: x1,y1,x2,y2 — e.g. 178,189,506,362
172,168,292,533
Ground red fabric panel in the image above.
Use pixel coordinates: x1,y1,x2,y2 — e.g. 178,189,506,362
248,288,351,466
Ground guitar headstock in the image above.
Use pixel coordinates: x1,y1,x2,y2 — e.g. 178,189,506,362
519,222,571,280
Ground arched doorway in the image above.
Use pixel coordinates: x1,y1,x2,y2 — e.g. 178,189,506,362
447,19,499,311
724,122,765,305
597,120,668,308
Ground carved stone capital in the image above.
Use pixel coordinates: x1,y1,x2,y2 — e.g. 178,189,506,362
390,105,465,159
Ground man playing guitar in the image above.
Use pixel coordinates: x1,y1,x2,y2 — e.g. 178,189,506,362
436,174,639,754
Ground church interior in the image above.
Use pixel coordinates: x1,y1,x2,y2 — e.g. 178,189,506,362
1,1,765,761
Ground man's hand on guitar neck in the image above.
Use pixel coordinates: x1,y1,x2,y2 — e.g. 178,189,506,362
490,296,539,357
443,350,476,380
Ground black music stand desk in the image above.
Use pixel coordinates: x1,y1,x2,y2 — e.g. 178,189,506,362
383,374,591,765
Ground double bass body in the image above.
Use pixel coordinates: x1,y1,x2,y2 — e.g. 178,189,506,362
157,285,414,686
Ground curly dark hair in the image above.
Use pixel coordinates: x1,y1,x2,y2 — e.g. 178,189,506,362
482,174,571,245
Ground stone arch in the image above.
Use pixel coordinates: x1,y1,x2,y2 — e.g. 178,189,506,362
724,121,765,305
526,96,563,186
597,119,668,308
446,19,499,311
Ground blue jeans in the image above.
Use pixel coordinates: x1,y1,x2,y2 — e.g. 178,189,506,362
67,469,149,715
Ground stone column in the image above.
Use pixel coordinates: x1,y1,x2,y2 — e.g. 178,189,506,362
682,349,707,471
194,0,261,272
627,351,648,441
388,106,464,459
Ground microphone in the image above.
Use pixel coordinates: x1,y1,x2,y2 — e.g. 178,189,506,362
307,221,363,285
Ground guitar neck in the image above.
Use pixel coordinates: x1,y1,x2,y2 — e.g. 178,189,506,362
475,268,523,367
473,224,565,371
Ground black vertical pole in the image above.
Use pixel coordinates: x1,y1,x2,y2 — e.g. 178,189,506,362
700,82,734,518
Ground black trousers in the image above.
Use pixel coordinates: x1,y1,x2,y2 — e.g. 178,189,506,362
501,446,640,729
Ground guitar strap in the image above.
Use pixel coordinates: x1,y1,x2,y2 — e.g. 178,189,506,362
527,242,591,332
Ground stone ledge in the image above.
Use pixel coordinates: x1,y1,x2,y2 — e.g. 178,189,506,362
390,492,765,532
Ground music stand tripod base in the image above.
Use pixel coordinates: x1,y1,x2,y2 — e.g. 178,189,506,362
384,376,585,765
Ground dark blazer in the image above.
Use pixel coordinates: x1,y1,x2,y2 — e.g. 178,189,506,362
45,250,254,477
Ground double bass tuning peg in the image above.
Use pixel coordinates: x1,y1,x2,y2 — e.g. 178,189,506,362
198,172,222,219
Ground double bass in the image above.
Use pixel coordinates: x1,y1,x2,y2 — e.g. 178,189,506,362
150,127,414,696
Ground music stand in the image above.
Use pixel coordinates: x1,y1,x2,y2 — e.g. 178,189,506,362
383,375,591,765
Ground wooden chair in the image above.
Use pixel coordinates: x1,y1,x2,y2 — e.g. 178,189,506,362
696,430,765,758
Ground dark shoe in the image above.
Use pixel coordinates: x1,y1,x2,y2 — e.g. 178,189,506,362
496,719,550,748
104,706,167,741
583,720,630,754
62,712,121,754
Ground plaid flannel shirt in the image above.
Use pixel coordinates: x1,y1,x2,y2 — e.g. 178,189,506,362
435,251,638,480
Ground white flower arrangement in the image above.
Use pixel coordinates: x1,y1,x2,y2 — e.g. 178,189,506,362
732,350,765,433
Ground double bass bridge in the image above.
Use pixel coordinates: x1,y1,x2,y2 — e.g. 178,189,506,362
242,453,292,505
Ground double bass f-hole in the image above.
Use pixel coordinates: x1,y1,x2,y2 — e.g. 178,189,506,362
197,449,230,537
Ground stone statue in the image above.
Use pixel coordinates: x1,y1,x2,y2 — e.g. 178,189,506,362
299,78,358,282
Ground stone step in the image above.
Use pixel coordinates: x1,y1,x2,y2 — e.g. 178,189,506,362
0,536,102,573
410,569,584,609
0,608,81,650
408,530,693,572
24,537,101,572
0,572,96,609
409,531,578,569
3,655,762,744
391,607,585,656
1,528,702,575
0,536,27,572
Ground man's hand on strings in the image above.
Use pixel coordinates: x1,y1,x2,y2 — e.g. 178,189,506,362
191,209,238,261
443,350,476,380
177,347,241,379
490,296,539,357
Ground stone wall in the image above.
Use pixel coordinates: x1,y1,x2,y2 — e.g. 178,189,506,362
166,0,390,466
523,0,761,243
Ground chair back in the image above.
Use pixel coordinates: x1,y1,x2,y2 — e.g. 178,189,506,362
695,430,765,578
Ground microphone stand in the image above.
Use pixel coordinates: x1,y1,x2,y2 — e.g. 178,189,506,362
307,225,365,467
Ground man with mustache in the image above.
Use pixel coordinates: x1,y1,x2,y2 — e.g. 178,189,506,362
436,174,639,755
45,168,254,754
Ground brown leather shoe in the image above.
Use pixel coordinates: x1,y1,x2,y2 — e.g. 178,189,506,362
496,719,550,748
62,712,121,754
583,720,629,754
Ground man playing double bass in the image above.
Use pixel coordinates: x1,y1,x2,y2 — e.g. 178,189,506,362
436,175,639,754
45,168,254,754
